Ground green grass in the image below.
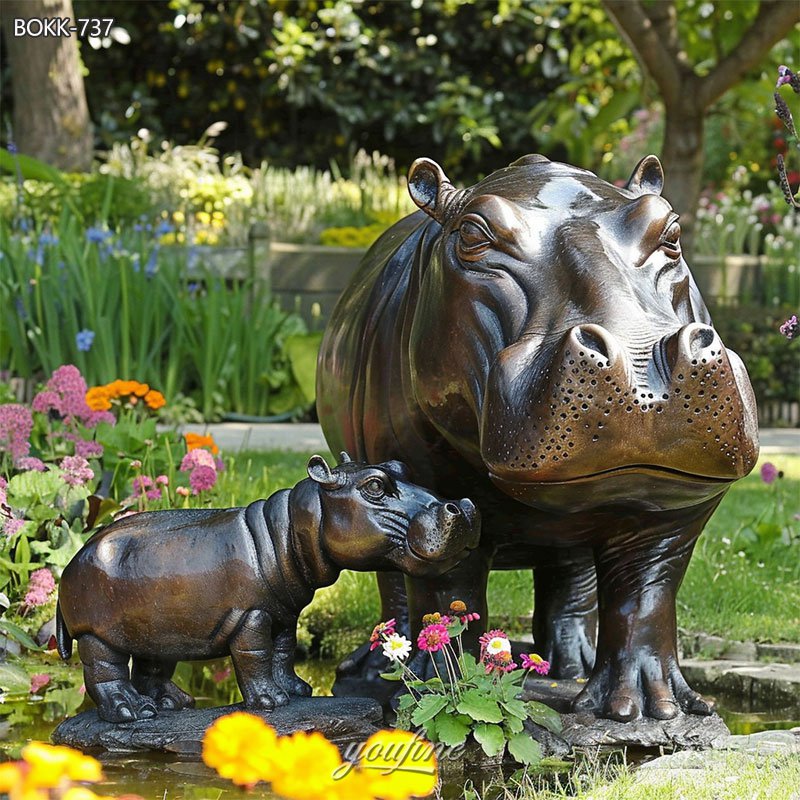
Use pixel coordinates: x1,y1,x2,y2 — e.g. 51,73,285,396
224,450,800,655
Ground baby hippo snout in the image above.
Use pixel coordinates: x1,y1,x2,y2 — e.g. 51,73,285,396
408,498,481,563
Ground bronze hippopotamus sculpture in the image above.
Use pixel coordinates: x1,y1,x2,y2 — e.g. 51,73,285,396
56,453,480,723
316,154,759,722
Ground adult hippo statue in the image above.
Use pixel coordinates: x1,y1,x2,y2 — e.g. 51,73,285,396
316,153,759,722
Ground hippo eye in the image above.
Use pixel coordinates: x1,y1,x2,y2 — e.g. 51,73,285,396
660,218,681,259
457,215,494,261
361,478,386,500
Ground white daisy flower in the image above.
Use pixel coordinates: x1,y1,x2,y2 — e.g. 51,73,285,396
382,633,412,662
485,636,511,656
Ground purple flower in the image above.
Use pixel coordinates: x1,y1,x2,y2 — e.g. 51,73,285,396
16,456,46,471
777,65,793,88
779,315,798,340
76,329,95,352
760,462,781,484
60,455,94,487
7,140,18,155
74,439,104,459
0,403,34,461
189,465,217,494
86,226,112,244
145,248,158,276
155,220,174,236
38,232,58,247
3,517,26,537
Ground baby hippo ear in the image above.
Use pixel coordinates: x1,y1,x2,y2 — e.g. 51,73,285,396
307,455,340,489
339,451,353,464
407,158,460,224
625,154,664,196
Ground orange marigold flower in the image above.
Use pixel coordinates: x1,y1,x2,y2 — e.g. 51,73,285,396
144,390,166,410
131,382,149,397
85,387,111,411
202,711,277,787
449,600,467,614
185,432,219,455
22,741,103,788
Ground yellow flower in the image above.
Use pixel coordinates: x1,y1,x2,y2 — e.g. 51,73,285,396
202,712,278,787
358,730,438,800
22,742,103,788
85,386,111,411
144,389,166,410
270,730,343,800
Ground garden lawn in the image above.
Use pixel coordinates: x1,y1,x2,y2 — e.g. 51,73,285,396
226,450,800,656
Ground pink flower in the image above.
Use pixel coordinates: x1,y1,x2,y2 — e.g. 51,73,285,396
176,486,190,497
31,365,102,427
180,448,216,471
131,475,162,501
3,517,26,537
23,568,56,609
0,476,7,507
760,462,780,484
417,623,450,653
29,673,50,694
156,474,169,486
0,404,34,461
369,619,397,650
460,612,481,624
74,438,104,459
212,665,232,684
189,464,217,494
16,456,46,471
780,314,798,340
479,629,510,660
60,455,94,487
521,653,550,675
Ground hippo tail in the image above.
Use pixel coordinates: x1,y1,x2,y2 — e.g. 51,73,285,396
55,602,72,660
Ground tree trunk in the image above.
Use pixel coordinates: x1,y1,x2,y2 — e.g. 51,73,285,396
1,0,93,171
660,94,705,258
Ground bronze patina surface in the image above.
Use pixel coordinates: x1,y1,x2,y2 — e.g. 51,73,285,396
316,154,759,722
57,453,479,723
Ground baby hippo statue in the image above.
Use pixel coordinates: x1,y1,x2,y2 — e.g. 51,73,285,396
56,453,480,723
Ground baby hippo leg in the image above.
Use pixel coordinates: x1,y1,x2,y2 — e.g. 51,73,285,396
271,624,312,698
78,634,157,723
131,658,195,711
229,609,289,710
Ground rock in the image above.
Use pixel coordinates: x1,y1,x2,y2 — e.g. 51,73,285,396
757,642,800,664
556,710,731,750
52,697,384,756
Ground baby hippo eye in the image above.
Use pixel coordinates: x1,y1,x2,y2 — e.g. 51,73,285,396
361,477,386,499
457,215,494,261
660,218,681,258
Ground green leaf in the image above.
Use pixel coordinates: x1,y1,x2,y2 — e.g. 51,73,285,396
501,698,528,720
433,713,471,747
285,332,323,405
379,671,403,681
7,469,63,506
526,700,563,734
410,694,449,726
473,723,506,757
507,733,542,766
0,148,66,183
0,620,42,651
456,689,503,723
0,662,32,693
396,693,416,711
504,715,525,734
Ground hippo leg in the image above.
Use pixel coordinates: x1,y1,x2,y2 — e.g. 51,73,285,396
77,635,157,723
271,625,312,697
532,545,597,678
131,658,195,711
573,502,719,721
229,608,289,710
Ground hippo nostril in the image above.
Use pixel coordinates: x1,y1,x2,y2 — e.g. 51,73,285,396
686,325,716,358
571,324,618,367
444,502,461,516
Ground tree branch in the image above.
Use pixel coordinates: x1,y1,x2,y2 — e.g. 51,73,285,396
602,0,682,108
698,0,800,107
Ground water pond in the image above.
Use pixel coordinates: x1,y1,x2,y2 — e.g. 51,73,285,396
1,654,798,799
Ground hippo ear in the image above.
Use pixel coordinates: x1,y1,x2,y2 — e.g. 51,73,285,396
625,155,664,196
408,158,459,223
339,451,353,464
382,460,411,480
307,455,340,489
509,154,550,168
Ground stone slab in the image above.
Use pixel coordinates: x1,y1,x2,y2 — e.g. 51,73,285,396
52,697,383,756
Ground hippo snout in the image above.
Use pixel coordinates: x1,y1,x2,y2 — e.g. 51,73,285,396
407,498,481,561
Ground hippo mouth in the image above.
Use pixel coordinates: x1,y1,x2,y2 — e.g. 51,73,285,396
489,464,731,513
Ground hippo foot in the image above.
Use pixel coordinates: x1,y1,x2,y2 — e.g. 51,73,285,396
572,652,714,722
243,684,290,711
144,680,195,711
537,617,596,680
278,674,312,698
93,680,158,723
